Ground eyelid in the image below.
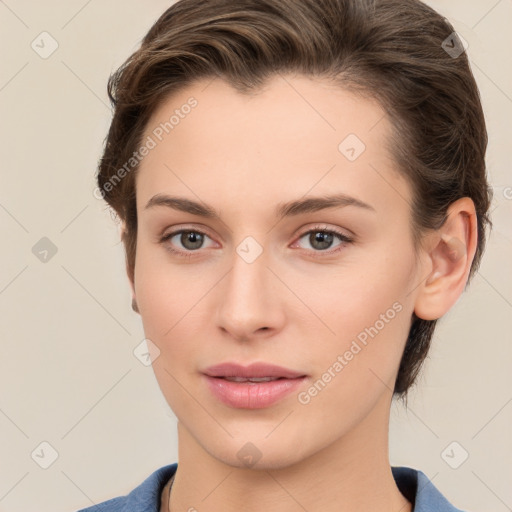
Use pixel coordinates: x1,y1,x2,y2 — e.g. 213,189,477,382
159,223,216,242
294,223,354,242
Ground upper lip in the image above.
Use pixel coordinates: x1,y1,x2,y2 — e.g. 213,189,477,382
203,362,306,379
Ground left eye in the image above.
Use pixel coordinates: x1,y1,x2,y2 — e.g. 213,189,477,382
294,227,353,253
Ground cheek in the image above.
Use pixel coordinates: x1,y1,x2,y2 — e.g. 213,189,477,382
134,238,194,314
293,287,411,422
134,251,206,413
295,245,413,330
293,249,415,389
133,244,218,369
134,246,186,343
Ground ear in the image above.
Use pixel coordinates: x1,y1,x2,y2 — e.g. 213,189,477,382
120,220,136,303
414,197,478,321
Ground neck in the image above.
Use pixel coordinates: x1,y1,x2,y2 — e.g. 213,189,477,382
167,393,411,512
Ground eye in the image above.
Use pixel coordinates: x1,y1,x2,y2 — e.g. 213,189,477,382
292,225,353,256
159,224,353,259
159,229,214,257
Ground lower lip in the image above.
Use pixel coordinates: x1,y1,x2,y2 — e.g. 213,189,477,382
203,375,307,409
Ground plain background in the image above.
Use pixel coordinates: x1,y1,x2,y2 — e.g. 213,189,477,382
0,1,511,511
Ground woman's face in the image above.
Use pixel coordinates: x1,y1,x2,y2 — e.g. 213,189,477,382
131,74,426,468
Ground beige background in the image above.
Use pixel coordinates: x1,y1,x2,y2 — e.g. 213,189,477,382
0,1,511,511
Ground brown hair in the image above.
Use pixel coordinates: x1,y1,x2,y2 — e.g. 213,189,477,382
96,0,492,398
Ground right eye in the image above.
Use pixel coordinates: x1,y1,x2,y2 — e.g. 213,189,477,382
160,228,215,257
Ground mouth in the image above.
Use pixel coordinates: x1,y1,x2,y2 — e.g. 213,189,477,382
201,363,308,409
202,361,307,380
212,376,301,383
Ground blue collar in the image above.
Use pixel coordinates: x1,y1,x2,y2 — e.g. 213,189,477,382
77,463,467,511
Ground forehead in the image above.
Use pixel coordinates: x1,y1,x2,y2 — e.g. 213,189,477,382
141,73,389,158
136,74,410,219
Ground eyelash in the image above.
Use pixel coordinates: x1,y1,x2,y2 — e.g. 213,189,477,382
159,224,354,259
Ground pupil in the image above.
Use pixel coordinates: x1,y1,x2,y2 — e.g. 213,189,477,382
182,231,203,250
312,231,332,250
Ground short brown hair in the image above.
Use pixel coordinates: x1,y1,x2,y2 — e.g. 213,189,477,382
97,0,492,397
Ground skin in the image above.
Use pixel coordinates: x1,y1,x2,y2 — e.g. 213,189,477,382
123,74,477,512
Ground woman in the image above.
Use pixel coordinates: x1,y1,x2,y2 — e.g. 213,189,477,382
80,0,492,510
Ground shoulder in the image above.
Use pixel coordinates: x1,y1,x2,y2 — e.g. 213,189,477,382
392,466,470,512
74,463,177,512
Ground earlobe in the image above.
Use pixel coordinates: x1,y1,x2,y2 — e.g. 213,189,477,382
414,198,478,321
129,272,138,315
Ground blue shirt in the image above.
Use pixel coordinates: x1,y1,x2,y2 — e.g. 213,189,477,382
75,463,467,512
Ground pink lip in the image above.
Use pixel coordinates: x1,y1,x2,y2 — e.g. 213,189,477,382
202,362,308,409
203,362,306,379
203,375,307,409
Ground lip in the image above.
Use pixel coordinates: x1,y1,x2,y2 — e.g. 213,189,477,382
203,375,308,409
203,362,306,379
202,362,308,409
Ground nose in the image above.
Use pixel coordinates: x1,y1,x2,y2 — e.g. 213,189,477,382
215,242,285,342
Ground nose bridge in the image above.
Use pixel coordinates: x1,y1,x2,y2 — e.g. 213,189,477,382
216,237,280,339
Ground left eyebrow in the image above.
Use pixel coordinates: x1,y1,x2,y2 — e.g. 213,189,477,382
143,192,376,220
275,193,376,219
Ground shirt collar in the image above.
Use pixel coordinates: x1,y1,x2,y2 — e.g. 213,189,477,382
121,464,466,512
392,466,466,511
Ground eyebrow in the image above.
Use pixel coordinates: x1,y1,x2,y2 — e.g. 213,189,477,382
144,193,375,220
